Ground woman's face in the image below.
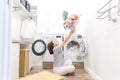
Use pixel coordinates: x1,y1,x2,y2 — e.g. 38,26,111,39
53,41,59,46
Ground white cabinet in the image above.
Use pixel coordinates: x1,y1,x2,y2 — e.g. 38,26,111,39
11,43,20,80
11,6,22,80
11,14,22,41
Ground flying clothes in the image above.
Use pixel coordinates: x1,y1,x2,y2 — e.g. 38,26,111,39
62,11,69,21
63,14,79,30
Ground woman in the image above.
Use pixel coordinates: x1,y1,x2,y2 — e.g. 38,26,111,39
47,28,75,76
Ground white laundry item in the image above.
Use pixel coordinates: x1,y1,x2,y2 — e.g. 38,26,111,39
21,19,36,39
53,60,75,76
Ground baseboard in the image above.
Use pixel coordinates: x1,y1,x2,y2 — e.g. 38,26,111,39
43,62,53,69
43,62,84,69
72,62,84,69
84,64,103,80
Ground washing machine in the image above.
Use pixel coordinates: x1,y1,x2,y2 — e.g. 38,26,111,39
43,34,63,62
64,34,87,62
30,33,45,70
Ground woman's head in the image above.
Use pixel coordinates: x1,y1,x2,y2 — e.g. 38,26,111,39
48,41,54,54
47,41,59,55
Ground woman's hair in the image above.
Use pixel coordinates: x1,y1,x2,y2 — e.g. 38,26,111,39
47,41,54,55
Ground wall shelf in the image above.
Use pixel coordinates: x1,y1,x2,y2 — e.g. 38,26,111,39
13,0,37,18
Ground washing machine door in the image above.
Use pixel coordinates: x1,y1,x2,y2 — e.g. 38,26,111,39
32,39,46,56
79,39,87,56
64,40,81,62
67,40,80,53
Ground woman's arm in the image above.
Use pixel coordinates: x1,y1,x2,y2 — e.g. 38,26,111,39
60,28,75,48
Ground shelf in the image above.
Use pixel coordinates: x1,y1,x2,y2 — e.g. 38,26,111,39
13,0,37,18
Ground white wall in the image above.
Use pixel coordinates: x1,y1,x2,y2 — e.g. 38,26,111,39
0,0,12,80
34,0,86,34
84,0,120,80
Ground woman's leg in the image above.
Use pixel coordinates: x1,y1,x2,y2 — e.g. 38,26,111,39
53,65,75,76
64,59,73,66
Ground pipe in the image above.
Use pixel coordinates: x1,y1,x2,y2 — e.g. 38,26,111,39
97,0,112,14
97,5,117,19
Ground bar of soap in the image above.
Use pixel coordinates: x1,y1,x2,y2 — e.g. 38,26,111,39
18,70,64,80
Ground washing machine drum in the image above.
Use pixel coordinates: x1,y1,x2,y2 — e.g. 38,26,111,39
67,40,80,52
32,39,46,56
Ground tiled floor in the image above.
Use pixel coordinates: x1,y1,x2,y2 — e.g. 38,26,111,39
28,69,94,80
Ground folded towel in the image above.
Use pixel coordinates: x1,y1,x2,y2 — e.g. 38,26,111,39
62,11,68,21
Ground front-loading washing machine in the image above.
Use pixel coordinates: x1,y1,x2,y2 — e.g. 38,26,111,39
30,33,45,70
64,34,86,62
43,34,63,62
